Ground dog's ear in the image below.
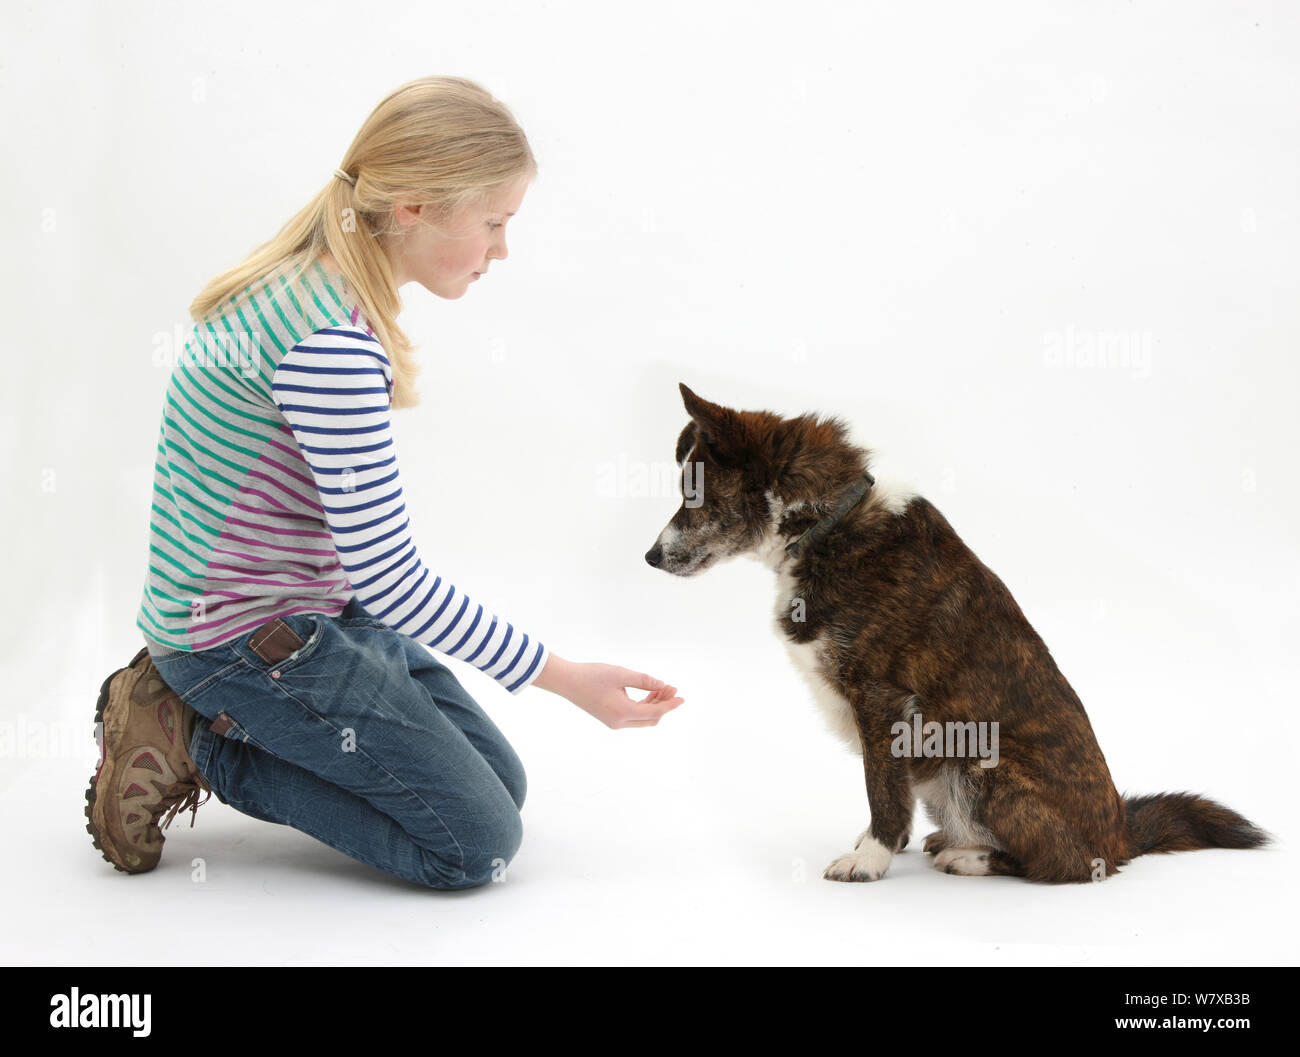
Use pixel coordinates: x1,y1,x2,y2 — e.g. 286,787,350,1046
674,422,695,466
679,383,721,439
678,383,748,463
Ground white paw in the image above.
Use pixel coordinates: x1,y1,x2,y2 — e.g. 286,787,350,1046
824,834,893,883
933,847,992,876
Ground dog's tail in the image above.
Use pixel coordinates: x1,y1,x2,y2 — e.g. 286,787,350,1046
1124,791,1271,857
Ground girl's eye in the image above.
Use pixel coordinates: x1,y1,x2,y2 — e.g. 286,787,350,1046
488,222,503,229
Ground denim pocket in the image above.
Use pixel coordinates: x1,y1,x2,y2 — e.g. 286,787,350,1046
244,612,326,676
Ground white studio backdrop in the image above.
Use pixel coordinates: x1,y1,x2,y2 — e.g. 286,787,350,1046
1,0,1296,964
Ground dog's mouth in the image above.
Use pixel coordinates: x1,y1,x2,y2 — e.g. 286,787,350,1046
671,550,713,576
646,546,713,577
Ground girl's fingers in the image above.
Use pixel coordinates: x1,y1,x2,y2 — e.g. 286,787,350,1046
625,671,665,691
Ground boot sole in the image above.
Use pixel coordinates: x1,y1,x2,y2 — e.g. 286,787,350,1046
84,660,143,874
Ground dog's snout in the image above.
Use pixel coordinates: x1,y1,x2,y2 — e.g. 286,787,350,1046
645,544,663,568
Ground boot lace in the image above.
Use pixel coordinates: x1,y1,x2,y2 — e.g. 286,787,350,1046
153,780,212,831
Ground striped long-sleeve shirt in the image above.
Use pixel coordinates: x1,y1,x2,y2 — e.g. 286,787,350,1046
136,258,549,695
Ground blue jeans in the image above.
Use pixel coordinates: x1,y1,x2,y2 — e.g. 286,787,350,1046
144,597,526,890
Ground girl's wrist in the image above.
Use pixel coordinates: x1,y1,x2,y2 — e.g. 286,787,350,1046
532,652,576,697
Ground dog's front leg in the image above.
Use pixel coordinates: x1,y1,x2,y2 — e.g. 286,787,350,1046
823,681,915,883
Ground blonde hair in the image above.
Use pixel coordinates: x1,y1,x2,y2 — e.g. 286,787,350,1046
188,75,537,409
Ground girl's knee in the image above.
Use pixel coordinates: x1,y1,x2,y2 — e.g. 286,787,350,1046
420,802,523,890
466,806,523,885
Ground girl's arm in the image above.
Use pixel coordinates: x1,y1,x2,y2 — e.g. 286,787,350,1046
273,323,685,724
274,324,546,694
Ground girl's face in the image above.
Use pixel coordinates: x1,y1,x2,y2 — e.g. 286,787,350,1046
387,174,529,298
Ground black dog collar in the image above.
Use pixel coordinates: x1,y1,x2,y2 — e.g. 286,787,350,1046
784,471,876,560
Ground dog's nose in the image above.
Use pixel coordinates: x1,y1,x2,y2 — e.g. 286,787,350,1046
644,544,663,568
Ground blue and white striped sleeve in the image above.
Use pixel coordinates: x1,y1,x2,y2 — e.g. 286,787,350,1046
271,324,549,695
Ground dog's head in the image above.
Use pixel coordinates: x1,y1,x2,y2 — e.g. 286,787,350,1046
644,383,871,576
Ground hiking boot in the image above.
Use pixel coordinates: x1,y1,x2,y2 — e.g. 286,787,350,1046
85,646,211,873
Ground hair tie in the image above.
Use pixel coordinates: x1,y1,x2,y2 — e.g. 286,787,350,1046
333,167,356,186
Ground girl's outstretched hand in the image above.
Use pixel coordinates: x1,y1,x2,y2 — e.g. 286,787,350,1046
532,654,684,729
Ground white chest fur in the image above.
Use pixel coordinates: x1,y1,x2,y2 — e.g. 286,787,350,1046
782,633,861,751
771,560,861,752
750,490,864,752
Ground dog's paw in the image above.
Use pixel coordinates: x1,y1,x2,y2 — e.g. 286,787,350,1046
923,830,949,855
824,835,893,882
933,846,993,876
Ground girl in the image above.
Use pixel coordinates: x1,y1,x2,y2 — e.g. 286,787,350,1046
86,75,683,889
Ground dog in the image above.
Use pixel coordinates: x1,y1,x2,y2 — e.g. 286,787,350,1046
645,383,1270,883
